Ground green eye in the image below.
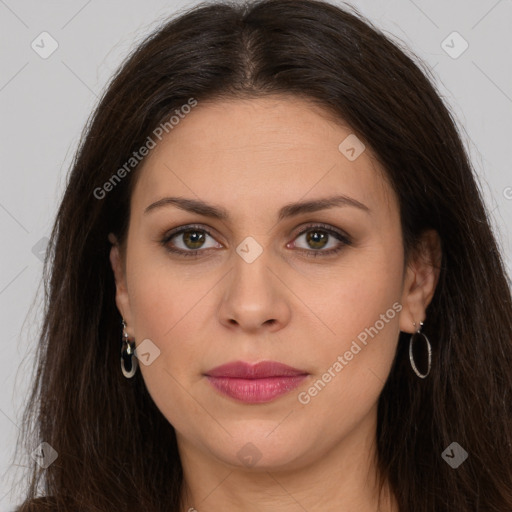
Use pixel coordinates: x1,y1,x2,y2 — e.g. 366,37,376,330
161,223,352,258
290,224,352,257
161,225,220,257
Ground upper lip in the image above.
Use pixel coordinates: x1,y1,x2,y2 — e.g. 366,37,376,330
204,360,308,379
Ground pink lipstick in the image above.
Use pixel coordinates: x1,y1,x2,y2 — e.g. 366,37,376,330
204,360,308,404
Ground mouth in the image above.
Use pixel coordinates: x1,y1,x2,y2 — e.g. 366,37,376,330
203,360,309,404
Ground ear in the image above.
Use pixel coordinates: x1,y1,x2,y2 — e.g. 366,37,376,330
108,233,134,336
399,229,442,334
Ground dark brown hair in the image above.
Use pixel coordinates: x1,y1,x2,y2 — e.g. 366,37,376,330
11,0,512,510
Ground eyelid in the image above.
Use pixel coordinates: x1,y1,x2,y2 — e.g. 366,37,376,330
291,222,351,242
162,223,218,241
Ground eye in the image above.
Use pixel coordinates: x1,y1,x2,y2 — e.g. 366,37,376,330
288,223,352,257
160,223,352,258
161,224,222,257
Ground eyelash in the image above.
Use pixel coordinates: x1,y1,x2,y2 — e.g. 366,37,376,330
160,223,352,258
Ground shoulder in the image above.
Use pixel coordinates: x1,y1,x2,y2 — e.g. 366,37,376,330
13,496,57,512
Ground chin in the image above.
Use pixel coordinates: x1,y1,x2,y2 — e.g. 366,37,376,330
207,428,311,471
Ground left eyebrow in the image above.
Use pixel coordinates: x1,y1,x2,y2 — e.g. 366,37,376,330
276,194,370,221
143,194,370,220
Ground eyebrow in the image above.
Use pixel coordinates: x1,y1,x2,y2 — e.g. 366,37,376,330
144,194,370,221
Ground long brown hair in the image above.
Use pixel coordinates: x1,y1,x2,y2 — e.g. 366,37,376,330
12,0,512,510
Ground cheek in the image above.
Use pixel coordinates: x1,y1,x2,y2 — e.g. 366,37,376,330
303,240,403,338
123,248,207,389
126,243,212,340
303,244,404,391
125,260,210,432
292,266,402,452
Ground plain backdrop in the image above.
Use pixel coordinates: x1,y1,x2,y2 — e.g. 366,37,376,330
1,0,511,509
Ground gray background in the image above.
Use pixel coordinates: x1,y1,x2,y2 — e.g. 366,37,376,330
1,0,511,509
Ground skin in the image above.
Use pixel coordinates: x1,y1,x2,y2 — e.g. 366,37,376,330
109,95,441,512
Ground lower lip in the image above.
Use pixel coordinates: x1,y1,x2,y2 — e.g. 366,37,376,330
205,375,308,403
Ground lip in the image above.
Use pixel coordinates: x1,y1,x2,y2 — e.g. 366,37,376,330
204,360,309,404
205,360,307,379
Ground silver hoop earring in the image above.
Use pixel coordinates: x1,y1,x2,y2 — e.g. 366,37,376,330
121,320,138,378
409,321,432,379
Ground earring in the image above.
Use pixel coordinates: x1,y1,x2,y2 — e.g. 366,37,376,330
409,321,432,379
121,319,138,378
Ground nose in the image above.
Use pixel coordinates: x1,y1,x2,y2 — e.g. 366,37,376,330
217,250,291,334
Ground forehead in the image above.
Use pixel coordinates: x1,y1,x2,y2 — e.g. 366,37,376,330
130,95,394,217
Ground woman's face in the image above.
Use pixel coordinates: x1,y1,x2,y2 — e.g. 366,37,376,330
110,95,434,472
